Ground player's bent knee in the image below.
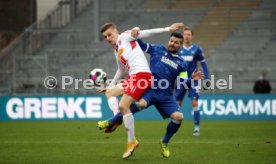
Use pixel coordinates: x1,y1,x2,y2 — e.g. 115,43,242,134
105,85,124,99
118,102,128,114
171,112,183,122
192,100,198,107
105,88,113,98
105,87,119,99
137,99,147,109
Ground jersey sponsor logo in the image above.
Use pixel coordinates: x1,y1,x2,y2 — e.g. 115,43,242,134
181,56,193,61
161,56,178,69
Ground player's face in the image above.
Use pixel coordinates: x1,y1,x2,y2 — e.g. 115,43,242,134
168,36,182,54
102,28,119,45
183,30,193,44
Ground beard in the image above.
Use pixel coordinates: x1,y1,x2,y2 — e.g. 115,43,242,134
168,46,177,54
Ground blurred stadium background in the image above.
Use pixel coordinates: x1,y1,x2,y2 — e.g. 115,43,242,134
0,0,275,163
0,0,275,94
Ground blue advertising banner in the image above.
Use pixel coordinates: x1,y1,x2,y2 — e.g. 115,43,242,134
0,94,275,121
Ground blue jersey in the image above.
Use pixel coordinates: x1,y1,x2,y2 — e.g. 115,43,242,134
175,44,209,101
137,39,188,96
177,44,206,78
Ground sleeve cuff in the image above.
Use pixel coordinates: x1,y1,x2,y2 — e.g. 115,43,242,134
164,27,170,31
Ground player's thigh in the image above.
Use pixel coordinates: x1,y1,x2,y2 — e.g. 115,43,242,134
124,72,152,101
137,89,154,109
155,97,181,119
105,84,124,98
119,94,136,114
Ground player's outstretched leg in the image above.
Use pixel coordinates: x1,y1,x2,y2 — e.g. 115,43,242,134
121,113,139,159
192,100,200,136
122,139,139,159
105,86,122,115
160,139,170,158
97,103,141,133
161,112,182,158
119,94,139,159
97,118,122,133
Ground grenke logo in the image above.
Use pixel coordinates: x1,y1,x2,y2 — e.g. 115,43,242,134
6,97,102,119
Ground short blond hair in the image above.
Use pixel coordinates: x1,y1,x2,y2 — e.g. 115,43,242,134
100,23,117,33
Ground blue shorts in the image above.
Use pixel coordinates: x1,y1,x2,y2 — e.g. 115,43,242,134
174,83,200,101
141,89,181,119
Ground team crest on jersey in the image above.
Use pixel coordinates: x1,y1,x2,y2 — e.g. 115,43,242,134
182,56,193,61
117,48,124,61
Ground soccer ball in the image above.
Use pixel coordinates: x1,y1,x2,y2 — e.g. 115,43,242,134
89,68,107,86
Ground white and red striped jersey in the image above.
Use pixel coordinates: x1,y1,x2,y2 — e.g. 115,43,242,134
114,31,151,75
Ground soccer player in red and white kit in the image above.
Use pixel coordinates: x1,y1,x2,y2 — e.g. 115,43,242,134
100,22,183,159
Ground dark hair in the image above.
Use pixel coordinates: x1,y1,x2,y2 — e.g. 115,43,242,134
183,26,194,35
100,23,117,33
170,32,184,39
170,32,183,44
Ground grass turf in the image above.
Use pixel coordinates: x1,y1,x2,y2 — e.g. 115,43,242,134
0,120,275,163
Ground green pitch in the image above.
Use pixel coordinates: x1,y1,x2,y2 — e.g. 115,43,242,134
0,121,275,163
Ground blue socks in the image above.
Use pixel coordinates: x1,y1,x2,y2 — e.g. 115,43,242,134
193,107,200,127
130,103,140,114
108,112,122,124
162,120,181,144
108,103,140,124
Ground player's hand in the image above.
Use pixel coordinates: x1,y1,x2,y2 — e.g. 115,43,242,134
131,27,140,38
192,70,204,80
169,22,185,31
97,88,106,93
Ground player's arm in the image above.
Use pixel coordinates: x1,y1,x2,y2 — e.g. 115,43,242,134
201,61,210,89
97,67,125,93
180,71,204,87
178,71,192,87
108,63,126,88
122,27,168,41
197,47,210,88
178,60,204,87
136,39,154,54
197,47,209,80
131,22,184,39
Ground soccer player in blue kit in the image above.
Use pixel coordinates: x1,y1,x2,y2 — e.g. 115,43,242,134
98,31,203,158
175,26,209,136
